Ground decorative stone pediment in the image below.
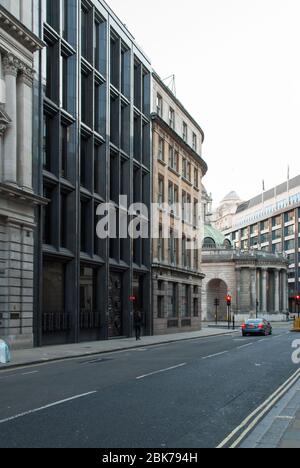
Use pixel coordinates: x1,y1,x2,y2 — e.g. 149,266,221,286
0,5,44,54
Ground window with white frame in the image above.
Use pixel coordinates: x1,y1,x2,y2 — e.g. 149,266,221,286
157,94,163,117
183,122,188,142
158,175,164,205
169,107,175,129
158,136,164,161
168,146,179,172
192,133,197,152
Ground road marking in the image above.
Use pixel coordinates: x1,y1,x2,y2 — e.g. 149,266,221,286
22,371,39,376
136,363,186,380
237,343,253,350
276,416,295,421
0,370,40,380
217,368,300,448
0,391,97,425
202,351,229,360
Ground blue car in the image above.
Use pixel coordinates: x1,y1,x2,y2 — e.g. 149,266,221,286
242,319,272,337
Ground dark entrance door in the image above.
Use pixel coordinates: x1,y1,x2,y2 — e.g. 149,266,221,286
79,266,101,342
108,272,123,337
132,274,143,314
42,260,71,346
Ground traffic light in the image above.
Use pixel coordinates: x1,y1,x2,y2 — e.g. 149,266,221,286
295,295,300,306
226,295,232,306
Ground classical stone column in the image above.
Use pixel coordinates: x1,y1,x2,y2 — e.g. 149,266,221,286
261,268,268,313
256,269,261,314
17,66,34,191
250,268,257,315
274,269,280,314
281,269,288,314
235,267,242,315
3,54,18,186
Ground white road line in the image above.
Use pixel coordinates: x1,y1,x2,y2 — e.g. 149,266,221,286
202,351,229,360
136,363,186,380
217,368,300,448
237,343,253,350
276,416,295,421
0,370,40,380
22,371,39,376
0,391,97,425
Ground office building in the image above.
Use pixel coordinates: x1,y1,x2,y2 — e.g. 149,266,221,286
35,0,152,345
213,176,300,313
151,72,207,335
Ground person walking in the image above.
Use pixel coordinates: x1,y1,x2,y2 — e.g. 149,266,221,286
134,310,142,341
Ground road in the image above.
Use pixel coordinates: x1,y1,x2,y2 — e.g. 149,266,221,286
0,324,298,448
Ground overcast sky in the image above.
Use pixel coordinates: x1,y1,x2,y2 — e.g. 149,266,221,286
108,0,300,206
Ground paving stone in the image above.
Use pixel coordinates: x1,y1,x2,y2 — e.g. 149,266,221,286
291,420,300,430
280,430,300,441
279,440,300,449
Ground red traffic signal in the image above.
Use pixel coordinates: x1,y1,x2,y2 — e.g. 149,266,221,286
129,296,137,303
226,295,232,306
295,295,300,304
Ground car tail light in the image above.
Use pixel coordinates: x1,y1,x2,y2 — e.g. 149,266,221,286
242,324,246,329
258,324,264,329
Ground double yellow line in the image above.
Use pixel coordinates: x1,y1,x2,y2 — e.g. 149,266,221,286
217,367,300,448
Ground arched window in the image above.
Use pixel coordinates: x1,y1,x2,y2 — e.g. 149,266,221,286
223,239,232,249
203,237,216,248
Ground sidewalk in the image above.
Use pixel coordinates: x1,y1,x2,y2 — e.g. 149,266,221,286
241,373,300,448
0,327,238,371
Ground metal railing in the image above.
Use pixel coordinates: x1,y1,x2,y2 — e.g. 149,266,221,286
80,310,101,330
42,312,72,333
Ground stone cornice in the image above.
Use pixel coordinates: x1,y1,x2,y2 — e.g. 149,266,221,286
152,113,208,176
0,5,44,53
152,262,205,279
0,183,48,206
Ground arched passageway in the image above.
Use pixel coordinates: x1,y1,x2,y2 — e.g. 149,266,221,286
207,279,228,321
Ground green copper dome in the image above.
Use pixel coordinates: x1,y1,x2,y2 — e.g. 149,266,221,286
203,224,230,247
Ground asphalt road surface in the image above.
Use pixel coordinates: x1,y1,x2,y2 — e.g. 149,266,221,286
0,325,298,448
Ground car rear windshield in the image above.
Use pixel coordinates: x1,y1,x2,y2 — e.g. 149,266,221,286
246,320,263,324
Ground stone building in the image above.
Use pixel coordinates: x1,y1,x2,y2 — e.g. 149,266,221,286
0,1,45,348
214,175,300,314
202,190,289,322
212,191,243,232
151,72,208,335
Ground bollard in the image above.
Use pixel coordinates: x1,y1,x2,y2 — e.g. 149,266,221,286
0,339,11,364
292,318,300,333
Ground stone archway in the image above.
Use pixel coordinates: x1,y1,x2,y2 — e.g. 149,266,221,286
207,279,228,321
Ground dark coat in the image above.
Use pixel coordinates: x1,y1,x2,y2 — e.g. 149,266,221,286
134,311,142,326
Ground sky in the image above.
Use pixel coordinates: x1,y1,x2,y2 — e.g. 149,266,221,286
107,0,300,206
